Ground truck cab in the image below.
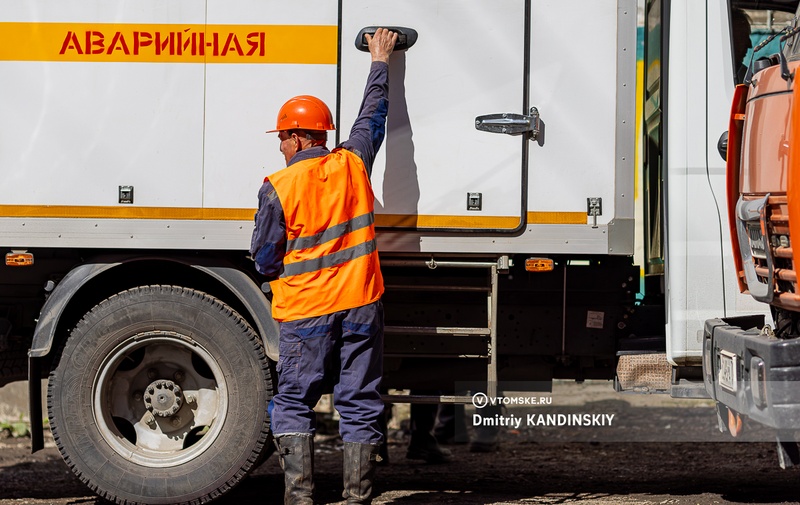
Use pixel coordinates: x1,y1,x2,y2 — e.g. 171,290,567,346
703,1,800,459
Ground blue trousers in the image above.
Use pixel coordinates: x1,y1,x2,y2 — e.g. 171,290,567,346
271,300,384,444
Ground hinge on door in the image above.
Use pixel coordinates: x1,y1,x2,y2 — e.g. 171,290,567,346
475,107,541,141
587,197,602,228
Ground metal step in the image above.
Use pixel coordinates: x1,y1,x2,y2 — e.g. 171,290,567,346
381,394,475,405
380,256,508,401
384,325,490,336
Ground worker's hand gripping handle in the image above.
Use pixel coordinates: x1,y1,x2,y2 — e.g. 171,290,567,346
355,26,418,52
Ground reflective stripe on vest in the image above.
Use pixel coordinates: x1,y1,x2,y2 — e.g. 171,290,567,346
283,233,377,277
285,212,375,254
267,149,384,322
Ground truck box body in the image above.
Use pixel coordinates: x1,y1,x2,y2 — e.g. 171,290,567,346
0,0,633,255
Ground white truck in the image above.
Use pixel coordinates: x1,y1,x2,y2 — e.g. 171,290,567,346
0,0,792,503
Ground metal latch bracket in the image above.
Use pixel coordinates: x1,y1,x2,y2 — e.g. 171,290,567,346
587,197,602,228
475,107,541,141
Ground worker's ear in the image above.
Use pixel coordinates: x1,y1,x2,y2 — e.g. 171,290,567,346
292,133,304,151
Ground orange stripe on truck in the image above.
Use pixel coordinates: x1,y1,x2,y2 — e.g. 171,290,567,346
376,212,587,228
0,205,256,220
0,206,588,226
0,22,337,64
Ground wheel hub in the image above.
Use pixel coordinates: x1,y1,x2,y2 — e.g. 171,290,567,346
143,379,183,417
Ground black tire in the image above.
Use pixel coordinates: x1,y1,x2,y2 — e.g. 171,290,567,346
48,285,274,505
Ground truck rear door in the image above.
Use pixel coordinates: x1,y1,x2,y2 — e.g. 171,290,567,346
339,0,529,234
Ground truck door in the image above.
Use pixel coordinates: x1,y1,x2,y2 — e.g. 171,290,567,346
339,0,529,233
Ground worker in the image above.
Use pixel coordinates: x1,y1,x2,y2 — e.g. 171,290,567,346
250,27,398,505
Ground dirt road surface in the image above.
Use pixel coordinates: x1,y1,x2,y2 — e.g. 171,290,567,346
1,381,798,505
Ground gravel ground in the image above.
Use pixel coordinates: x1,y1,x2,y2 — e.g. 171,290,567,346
1,381,799,505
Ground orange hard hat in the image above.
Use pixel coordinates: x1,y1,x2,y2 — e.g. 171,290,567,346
267,95,336,132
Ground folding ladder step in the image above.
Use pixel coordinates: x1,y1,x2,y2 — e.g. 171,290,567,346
383,353,489,359
384,284,490,293
381,394,475,404
380,256,508,402
384,325,491,336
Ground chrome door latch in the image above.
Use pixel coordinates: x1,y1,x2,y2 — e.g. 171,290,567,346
475,107,541,141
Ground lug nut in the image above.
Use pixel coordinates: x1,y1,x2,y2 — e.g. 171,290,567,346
147,368,159,380
173,370,185,382
171,416,181,427
133,391,143,402
143,412,156,428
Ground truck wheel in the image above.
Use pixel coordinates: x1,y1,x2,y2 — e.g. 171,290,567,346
48,285,274,505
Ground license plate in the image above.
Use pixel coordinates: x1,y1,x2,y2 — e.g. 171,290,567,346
718,350,737,392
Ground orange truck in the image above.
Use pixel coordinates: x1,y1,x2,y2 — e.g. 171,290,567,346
704,5,800,467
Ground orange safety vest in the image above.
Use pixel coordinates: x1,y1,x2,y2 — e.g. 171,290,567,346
267,148,384,322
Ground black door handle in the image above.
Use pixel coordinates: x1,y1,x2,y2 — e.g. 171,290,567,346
718,130,728,162
354,26,418,52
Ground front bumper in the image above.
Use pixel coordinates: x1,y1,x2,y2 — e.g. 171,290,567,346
703,316,800,430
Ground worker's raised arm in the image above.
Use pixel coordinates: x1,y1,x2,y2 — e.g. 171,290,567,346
340,28,398,177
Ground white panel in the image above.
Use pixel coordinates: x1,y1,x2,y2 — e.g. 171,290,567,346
204,65,338,209
665,0,690,364
0,218,252,250
340,0,526,220
528,0,620,224
686,0,733,350
0,2,206,208
203,0,339,209
207,0,336,25
0,0,204,23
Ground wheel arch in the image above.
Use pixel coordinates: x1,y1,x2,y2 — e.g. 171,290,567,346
30,256,278,361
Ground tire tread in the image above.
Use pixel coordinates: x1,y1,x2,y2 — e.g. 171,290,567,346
47,285,273,505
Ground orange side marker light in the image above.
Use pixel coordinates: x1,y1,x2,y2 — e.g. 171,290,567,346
525,258,554,272
5,251,34,266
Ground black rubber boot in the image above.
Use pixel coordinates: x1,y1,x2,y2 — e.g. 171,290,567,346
275,434,315,505
406,402,453,463
433,403,468,445
469,405,500,453
342,442,381,504
406,431,454,463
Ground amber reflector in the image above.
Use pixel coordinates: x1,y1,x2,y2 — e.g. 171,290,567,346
524,257,554,272
6,252,34,266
